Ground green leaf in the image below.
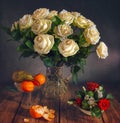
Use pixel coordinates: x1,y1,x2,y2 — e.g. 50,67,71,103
25,40,34,50
87,91,94,97
94,91,99,100
43,57,53,67
48,16,63,34
106,94,114,100
78,34,86,46
75,91,84,98
91,106,102,118
11,30,21,40
62,57,68,62
20,28,35,40
30,31,36,39
78,58,86,73
20,50,34,58
70,64,81,83
17,44,27,52
52,16,62,25
68,34,79,41
82,100,89,110
72,72,78,84
17,43,34,58
73,65,80,73
52,39,61,51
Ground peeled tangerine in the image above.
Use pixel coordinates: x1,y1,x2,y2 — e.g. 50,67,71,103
30,105,44,118
29,105,55,121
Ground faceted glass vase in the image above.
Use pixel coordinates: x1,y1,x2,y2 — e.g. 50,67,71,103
42,66,68,99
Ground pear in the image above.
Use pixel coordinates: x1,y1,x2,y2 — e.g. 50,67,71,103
12,70,33,83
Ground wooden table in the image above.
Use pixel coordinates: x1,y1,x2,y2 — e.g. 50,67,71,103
0,86,120,123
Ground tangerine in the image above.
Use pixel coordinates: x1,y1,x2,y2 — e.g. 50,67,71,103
32,79,40,86
21,81,34,92
34,73,46,85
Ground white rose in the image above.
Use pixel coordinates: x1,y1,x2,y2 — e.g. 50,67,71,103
31,19,52,35
73,15,88,28
47,10,58,20
98,86,103,91
74,15,94,28
33,34,54,54
84,25,100,45
54,24,73,38
58,39,79,57
19,14,33,30
87,19,95,27
97,90,103,98
88,97,95,106
96,42,108,59
81,42,91,47
32,8,49,19
59,10,74,24
84,95,90,100
71,11,81,18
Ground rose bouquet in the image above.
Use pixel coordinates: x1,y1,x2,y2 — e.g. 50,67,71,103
68,82,113,118
2,8,108,82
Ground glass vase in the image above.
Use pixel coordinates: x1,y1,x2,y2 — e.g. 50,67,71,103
42,66,68,99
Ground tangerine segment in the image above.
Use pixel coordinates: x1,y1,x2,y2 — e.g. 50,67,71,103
21,81,34,92
34,74,46,85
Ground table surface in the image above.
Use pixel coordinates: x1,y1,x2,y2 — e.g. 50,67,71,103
0,85,120,123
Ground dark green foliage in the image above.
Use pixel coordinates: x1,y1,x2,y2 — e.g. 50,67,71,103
91,106,102,118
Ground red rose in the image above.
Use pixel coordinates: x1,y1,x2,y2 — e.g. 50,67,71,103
75,98,82,105
98,98,110,111
86,82,99,91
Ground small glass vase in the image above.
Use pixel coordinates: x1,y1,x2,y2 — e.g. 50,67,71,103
79,108,91,115
14,82,32,109
42,66,68,99
76,106,104,116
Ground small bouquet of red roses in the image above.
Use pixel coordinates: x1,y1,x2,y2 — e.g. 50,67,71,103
68,82,113,118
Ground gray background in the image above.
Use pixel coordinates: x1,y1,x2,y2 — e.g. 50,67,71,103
0,0,120,97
